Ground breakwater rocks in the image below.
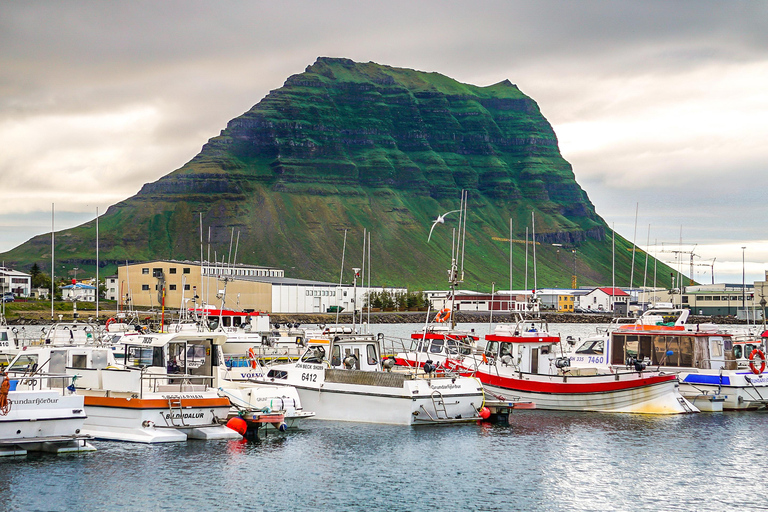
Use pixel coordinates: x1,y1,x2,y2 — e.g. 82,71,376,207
3,310,751,326
270,312,748,325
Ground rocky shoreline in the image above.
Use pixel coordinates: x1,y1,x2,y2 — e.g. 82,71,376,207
3,309,754,326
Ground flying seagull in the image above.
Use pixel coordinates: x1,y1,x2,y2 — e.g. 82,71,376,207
427,210,461,242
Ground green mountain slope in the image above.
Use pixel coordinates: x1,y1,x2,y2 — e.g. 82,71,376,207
2,57,677,290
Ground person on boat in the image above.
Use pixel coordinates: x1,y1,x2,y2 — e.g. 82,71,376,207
167,357,181,374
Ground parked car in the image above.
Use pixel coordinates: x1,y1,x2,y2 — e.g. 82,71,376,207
2,295,14,303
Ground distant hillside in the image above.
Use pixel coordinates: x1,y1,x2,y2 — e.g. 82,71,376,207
1,57,677,290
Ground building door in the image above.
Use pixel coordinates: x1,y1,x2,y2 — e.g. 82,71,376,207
313,297,321,312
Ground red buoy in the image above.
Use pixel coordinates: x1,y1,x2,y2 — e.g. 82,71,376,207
226,417,248,436
479,406,491,419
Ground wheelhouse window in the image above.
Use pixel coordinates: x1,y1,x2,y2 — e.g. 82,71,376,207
8,354,38,373
366,344,377,365
267,369,288,379
575,339,604,355
429,339,444,353
126,346,163,368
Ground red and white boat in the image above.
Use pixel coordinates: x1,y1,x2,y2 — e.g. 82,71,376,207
445,315,698,414
394,320,478,370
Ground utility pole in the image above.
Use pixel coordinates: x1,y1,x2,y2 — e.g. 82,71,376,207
571,249,577,289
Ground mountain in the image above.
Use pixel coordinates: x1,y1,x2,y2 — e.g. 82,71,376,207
2,57,672,290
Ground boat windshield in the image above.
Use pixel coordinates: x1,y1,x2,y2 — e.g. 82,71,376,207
575,339,604,355
733,344,761,359
7,354,38,373
429,339,444,353
125,346,163,368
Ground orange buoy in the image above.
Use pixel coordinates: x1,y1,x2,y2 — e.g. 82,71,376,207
478,406,491,420
226,417,248,436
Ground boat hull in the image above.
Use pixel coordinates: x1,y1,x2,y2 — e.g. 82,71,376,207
80,394,239,443
261,366,484,425
678,371,768,410
465,366,696,414
218,382,316,429
0,390,96,455
292,380,483,425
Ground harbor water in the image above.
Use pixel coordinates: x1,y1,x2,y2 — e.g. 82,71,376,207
2,323,767,511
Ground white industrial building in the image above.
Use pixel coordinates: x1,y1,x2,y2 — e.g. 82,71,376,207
238,276,405,314
0,267,31,297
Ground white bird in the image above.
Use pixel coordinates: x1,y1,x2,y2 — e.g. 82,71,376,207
427,210,461,242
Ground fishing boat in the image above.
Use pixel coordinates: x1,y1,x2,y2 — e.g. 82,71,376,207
394,320,478,370
444,314,697,414
4,332,243,442
602,308,768,410
0,372,96,456
255,332,485,425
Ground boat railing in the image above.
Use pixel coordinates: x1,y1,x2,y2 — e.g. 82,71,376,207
4,371,80,394
140,370,215,397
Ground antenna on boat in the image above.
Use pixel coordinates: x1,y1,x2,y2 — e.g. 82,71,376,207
446,190,468,329
96,206,100,328
524,227,529,292
630,202,639,289
642,224,650,308
335,229,347,326
532,211,537,296
51,202,55,321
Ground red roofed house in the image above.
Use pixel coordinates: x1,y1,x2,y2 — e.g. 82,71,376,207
580,287,630,313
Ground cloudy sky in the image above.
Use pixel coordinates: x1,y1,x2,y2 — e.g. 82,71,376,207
1,1,766,284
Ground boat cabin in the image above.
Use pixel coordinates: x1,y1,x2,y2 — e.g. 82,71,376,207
409,326,477,357
484,321,563,375
307,334,383,372
609,329,731,370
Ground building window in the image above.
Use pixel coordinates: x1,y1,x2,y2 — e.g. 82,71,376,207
141,284,149,290
183,268,190,274
153,268,163,277
169,268,176,274
169,284,176,291
184,284,190,291
142,268,149,275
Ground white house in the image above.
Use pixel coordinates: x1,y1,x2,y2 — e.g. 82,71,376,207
579,287,630,312
105,275,119,301
0,267,31,297
61,282,97,302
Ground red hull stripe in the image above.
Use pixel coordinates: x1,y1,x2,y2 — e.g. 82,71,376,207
486,334,560,344
410,333,478,340
475,371,676,394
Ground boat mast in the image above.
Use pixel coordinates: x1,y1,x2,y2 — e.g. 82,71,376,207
51,203,54,321
96,207,99,324
630,202,639,290
335,229,347,326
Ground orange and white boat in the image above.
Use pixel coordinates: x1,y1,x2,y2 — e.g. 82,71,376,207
5,332,242,443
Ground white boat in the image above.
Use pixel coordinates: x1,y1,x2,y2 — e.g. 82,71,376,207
0,373,96,456
4,332,244,443
600,309,768,410
444,315,697,414
256,333,485,425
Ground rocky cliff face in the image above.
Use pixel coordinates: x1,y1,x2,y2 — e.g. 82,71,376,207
4,58,647,289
